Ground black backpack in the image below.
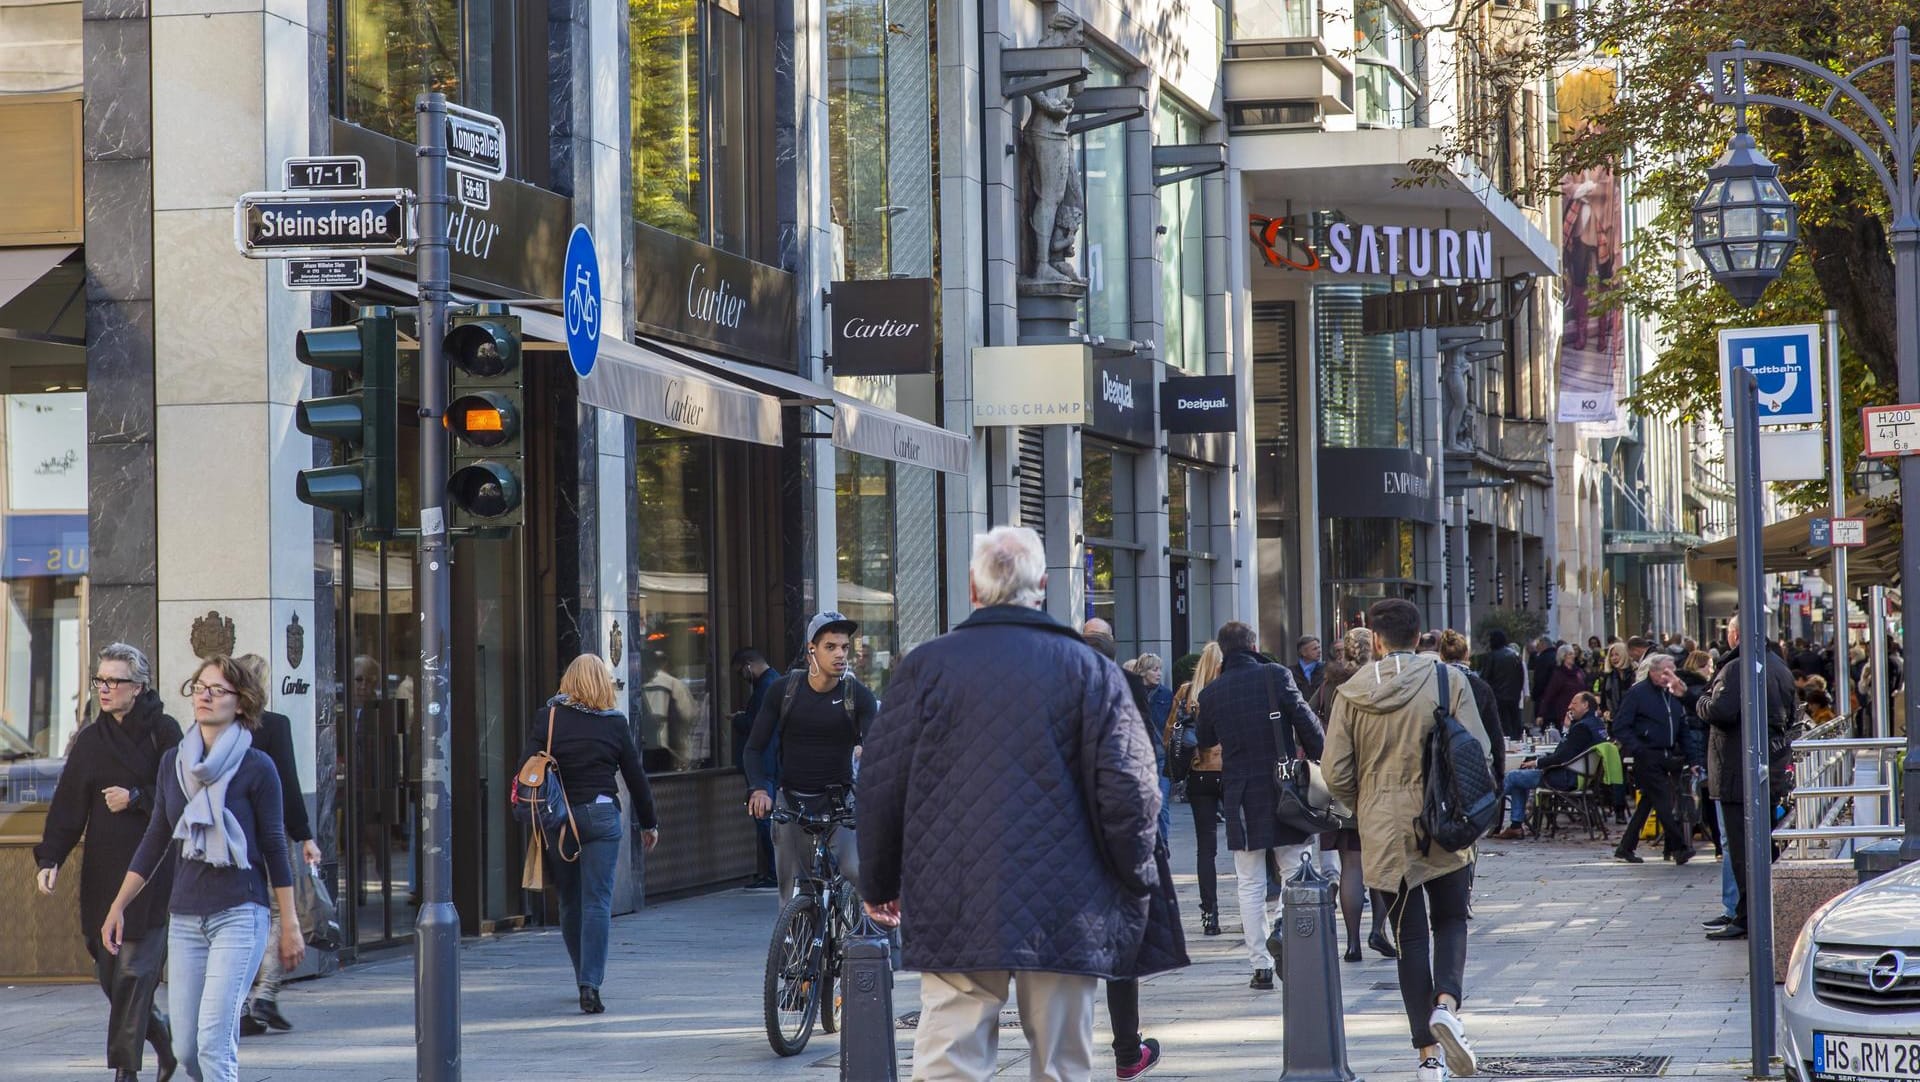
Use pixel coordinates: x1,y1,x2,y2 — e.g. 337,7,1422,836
1415,662,1500,856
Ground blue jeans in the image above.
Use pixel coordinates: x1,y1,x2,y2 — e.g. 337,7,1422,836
1717,804,1739,918
549,800,623,990
1503,768,1545,825
1158,777,1172,845
167,903,270,1082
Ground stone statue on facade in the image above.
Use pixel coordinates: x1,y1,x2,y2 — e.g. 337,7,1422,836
1019,7,1087,293
1441,348,1475,453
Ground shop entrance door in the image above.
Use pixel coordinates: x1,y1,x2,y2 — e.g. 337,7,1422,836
340,536,421,948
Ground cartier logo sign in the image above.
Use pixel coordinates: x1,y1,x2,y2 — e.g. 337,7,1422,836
634,223,797,371
829,278,935,376
664,379,707,427
893,432,924,461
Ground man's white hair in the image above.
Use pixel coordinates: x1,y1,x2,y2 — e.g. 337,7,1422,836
971,526,1047,608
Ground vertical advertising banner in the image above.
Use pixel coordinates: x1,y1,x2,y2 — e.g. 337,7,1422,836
1555,67,1623,426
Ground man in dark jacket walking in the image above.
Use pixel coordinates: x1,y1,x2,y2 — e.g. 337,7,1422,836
1196,620,1324,990
1610,654,1695,865
858,527,1182,1081
1291,635,1327,703
1477,629,1526,741
1694,610,1797,941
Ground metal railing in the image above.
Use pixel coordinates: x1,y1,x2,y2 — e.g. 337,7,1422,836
1776,725,1904,858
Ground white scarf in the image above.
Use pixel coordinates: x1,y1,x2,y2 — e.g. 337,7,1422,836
172,722,254,868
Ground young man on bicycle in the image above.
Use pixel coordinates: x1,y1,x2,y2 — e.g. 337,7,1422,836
743,611,878,899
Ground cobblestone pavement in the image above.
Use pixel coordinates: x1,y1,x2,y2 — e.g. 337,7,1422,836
4,807,1762,1081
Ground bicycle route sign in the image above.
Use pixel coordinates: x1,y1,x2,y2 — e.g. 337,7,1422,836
1718,323,1822,427
563,224,601,378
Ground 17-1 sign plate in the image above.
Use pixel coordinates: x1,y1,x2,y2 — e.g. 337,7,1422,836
1814,1031,1920,1082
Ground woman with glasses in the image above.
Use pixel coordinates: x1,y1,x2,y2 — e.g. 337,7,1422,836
100,655,303,1082
34,643,183,1082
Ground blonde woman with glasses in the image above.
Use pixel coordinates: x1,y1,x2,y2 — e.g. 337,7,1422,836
1166,642,1226,936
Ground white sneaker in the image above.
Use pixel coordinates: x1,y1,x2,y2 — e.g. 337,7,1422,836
1429,1006,1477,1077
1418,1055,1450,1082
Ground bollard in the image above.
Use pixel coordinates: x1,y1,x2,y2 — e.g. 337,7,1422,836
1279,854,1361,1082
840,916,900,1081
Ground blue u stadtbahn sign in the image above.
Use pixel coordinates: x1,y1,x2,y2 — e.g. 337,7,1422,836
1719,323,1822,427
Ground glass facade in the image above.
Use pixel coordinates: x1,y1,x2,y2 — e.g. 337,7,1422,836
1167,460,1216,659
0,393,89,765
827,0,892,279
633,424,715,773
835,451,897,693
1315,284,1421,450
1355,0,1423,129
1084,441,1139,657
1231,0,1317,38
630,0,766,255
1078,54,1130,342
1157,97,1207,372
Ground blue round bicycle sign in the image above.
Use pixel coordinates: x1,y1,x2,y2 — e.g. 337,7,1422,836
563,224,601,378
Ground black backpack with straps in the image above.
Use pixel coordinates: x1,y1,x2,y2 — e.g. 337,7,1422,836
1415,662,1500,856
775,669,863,744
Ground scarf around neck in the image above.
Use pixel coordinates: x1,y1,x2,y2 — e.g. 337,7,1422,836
172,722,254,869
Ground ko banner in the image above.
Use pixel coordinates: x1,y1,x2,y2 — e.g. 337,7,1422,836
1554,67,1624,426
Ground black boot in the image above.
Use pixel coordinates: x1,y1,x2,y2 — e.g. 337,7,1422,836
252,998,293,1031
579,985,605,1014
1201,907,1222,936
149,1011,177,1081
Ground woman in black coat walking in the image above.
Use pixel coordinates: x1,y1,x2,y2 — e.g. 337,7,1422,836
34,643,183,1082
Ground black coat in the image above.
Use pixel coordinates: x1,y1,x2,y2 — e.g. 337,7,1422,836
255,710,313,843
1696,642,1797,802
1677,669,1710,768
1537,712,1607,792
1536,664,1588,733
1196,650,1324,851
1290,661,1326,703
1528,648,1558,703
1611,678,1686,765
1478,646,1525,706
856,605,1179,980
33,691,183,939
1456,663,1505,786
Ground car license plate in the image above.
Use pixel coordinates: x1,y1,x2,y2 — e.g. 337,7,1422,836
1816,1032,1920,1082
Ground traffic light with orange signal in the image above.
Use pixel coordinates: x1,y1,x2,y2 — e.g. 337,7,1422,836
444,306,524,528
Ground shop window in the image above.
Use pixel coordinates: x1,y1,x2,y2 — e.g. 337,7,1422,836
1085,442,1139,656
1323,517,1423,637
1315,284,1421,449
1157,96,1207,373
1354,0,1424,129
1077,53,1130,342
332,0,550,188
631,0,774,257
835,451,897,693
1231,0,1318,39
828,0,891,279
0,392,90,821
633,424,715,772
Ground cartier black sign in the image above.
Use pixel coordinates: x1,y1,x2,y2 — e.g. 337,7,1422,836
829,278,934,376
1089,356,1156,445
1160,375,1237,433
1317,447,1439,523
336,120,571,299
633,223,797,371
1360,275,1532,335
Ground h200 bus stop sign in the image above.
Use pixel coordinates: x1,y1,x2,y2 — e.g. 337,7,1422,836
1862,403,1920,457
1719,323,1822,427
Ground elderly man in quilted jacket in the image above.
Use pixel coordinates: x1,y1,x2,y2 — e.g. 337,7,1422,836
858,525,1181,1082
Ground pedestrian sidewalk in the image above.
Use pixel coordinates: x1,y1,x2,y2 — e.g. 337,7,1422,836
4,810,1761,1081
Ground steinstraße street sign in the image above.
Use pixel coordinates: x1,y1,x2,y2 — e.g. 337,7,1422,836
445,103,506,180
1861,403,1920,457
233,189,417,259
1719,323,1822,427
563,224,601,378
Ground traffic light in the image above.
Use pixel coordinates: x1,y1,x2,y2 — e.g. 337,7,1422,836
445,306,524,528
295,306,397,539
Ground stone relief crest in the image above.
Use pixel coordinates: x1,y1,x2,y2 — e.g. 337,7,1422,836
190,610,236,659
609,619,624,667
286,612,306,670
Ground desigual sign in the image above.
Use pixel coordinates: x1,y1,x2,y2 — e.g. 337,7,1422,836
1249,213,1496,280
829,278,935,376
1089,356,1155,446
1160,375,1237,433
971,344,1088,427
634,223,797,371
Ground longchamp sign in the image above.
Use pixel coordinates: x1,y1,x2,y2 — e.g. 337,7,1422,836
971,344,1088,427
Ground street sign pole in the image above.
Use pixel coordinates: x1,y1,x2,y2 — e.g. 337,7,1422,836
414,92,460,1082
1731,366,1775,1079
1826,310,1849,659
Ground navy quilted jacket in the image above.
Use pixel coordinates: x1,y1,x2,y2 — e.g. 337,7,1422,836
856,604,1170,980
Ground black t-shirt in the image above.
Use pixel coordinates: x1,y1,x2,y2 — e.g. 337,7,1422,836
743,673,877,794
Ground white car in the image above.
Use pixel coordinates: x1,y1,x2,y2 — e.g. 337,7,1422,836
1783,857,1920,1082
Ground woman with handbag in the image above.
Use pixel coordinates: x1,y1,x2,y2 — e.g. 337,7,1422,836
100,655,304,1082
521,655,660,1014
1165,642,1224,936
1316,628,1398,962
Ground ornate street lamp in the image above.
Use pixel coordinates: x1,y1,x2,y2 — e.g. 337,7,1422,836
1690,122,1799,308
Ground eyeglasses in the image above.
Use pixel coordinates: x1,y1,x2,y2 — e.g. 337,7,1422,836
182,680,237,700
91,677,137,691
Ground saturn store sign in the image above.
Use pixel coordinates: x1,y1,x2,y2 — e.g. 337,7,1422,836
972,344,1088,427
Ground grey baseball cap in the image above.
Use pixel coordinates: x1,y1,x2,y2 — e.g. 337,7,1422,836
806,611,858,643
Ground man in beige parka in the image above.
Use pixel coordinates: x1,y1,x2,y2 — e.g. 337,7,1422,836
1324,599,1493,1082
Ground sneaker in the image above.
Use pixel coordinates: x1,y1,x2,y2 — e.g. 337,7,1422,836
1201,908,1222,937
1705,922,1748,941
1249,968,1275,990
239,1013,267,1037
1418,1056,1451,1082
1429,1006,1477,1077
1492,825,1527,841
1117,1037,1161,1079
1701,914,1733,930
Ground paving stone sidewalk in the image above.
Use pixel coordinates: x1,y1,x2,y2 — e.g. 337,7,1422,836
3,809,1763,1081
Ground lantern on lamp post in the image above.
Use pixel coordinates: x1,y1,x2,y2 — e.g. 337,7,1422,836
1690,123,1800,308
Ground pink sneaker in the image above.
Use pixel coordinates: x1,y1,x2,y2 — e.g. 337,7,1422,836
1118,1037,1161,1079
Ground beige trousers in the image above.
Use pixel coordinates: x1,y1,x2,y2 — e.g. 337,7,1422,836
911,969,1098,1081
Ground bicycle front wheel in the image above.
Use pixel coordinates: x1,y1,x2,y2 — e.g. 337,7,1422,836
764,892,823,1056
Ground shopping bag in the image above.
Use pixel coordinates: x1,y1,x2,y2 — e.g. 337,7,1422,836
294,863,342,949
521,831,547,891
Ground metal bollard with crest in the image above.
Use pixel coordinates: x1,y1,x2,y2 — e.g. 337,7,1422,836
1279,854,1361,1082
839,915,899,1080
